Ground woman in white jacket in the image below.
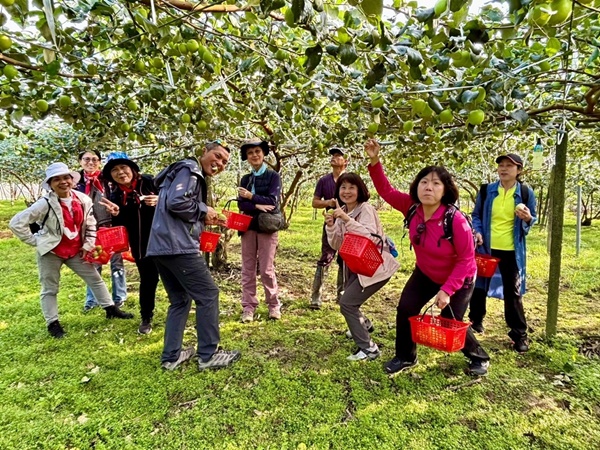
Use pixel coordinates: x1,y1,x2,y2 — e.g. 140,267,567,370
325,172,399,361
9,163,134,338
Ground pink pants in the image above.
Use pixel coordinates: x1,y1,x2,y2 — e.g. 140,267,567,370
241,230,280,313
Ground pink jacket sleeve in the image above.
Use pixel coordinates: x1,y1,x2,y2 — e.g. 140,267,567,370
367,162,412,217
440,211,476,296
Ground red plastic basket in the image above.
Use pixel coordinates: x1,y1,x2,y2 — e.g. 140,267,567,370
200,231,220,253
221,209,252,232
97,226,129,253
122,250,135,263
409,310,469,353
475,253,500,277
338,233,384,277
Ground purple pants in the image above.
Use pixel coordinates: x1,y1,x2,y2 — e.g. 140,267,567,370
241,230,280,313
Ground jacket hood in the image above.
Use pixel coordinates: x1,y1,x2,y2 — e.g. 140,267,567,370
154,158,201,187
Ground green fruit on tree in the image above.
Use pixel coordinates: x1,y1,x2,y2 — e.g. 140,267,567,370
539,60,551,71
151,57,164,69
127,99,138,111
197,120,208,131
467,109,485,125
134,60,145,72
284,8,295,27
36,99,49,112
274,49,287,61
181,113,191,124
3,64,18,80
547,0,572,26
58,95,71,108
367,123,379,134
527,4,551,27
184,97,195,109
121,123,131,132
426,126,435,136
202,50,215,65
412,99,427,115
434,0,447,17
439,109,453,124
178,43,188,55
0,0,15,6
371,93,384,108
403,120,414,132
186,39,199,53
0,34,12,51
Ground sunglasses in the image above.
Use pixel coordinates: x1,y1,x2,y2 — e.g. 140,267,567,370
414,223,426,246
208,139,230,152
82,157,100,163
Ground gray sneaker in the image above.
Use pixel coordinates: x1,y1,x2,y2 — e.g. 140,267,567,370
198,349,241,371
161,347,196,371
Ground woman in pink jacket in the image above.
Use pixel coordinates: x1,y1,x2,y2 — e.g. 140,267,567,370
365,139,490,376
325,172,400,361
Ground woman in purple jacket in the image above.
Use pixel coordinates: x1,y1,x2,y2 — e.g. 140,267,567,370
365,139,490,377
237,138,283,323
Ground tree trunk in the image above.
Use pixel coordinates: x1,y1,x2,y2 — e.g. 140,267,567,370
546,128,568,338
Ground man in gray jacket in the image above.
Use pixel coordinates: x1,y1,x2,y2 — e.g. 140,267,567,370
147,141,240,371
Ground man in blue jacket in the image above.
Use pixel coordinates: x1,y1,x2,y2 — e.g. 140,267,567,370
147,141,241,371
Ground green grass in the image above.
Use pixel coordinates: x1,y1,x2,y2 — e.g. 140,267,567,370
1,202,599,449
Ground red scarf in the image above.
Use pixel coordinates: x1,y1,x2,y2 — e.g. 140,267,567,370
118,177,138,206
84,171,104,195
53,194,84,259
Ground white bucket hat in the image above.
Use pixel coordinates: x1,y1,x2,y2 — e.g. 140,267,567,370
42,162,81,191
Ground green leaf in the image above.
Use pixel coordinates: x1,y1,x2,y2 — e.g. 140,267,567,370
339,43,358,66
545,37,561,56
415,8,435,23
461,90,479,104
360,0,383,18
510,109,529,125
406,48,423,67
427,96,443,114
365,62,386,89
303,45,323,73
337,27,352,44
487,91,505,111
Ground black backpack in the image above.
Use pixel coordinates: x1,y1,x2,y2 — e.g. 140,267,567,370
29,198,50,234
404,203,476,248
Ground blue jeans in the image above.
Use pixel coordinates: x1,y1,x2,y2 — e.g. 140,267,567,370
84,252,127,308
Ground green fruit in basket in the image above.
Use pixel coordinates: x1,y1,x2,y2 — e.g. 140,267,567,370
217,213,227,221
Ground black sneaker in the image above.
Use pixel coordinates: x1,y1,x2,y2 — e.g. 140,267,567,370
384,356,417,375
47,320,66,338
471,322,485,333
138,319,152,335
513,339,529,353
105,305,134,319
467,359,490,376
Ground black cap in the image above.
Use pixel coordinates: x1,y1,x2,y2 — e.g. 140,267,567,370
496,153,523,167
328,147,345,156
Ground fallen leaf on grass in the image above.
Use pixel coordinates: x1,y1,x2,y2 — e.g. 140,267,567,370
77,414,89,424
80,376,91,384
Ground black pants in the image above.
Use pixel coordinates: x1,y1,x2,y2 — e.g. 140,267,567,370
135,256,160,322
154,254,220,363
395,266,489,363
469,249,528,341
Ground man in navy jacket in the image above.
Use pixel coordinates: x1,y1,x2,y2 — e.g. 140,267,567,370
147,141,241,371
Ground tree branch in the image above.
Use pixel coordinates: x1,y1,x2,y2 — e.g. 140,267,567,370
0,54,95,79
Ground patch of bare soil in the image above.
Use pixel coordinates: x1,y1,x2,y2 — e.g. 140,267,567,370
0,231,13,239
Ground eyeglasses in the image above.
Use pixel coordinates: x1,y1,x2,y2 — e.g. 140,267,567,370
82,157,100,163
414,223,426,246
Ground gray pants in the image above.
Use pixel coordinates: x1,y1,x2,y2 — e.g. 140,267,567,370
153,254,220,363
340,271,390,350
37,252,113,325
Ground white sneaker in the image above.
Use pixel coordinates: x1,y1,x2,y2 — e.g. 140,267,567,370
346,346,381,361
241,311,254,323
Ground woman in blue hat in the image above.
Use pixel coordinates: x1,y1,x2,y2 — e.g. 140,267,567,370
100,152,160,335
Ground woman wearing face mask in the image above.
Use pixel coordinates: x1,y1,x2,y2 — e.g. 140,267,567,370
469,153,536,353
365,139,490,377
9,163,134,338
237,138,283,323
75,150,127,311
99,152,160,335
325,172,400,361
